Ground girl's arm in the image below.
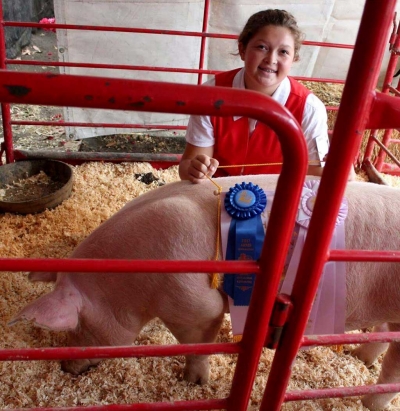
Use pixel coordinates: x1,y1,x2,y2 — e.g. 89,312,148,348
307,164,324,176
307,154,357,181
302,95,355,181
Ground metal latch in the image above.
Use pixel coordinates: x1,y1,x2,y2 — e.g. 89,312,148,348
265,293,293,349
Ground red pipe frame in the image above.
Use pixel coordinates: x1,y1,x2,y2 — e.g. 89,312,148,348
0,0,13,164
363,11,400,175
1,1,400,410
0,69,308,411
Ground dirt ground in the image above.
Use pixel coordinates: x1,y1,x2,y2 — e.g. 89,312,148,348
3,29,74,153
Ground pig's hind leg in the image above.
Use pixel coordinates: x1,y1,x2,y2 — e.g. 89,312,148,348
165,312,226,385
361,323,400,411
352,323,389,367
156,275,228,384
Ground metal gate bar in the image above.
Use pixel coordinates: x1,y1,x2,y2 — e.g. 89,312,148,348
1,1,400,409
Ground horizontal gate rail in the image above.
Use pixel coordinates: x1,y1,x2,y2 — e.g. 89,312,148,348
0,343,240,362
285,383,400,402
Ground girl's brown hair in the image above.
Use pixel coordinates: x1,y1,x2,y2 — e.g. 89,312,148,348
238,9,304,61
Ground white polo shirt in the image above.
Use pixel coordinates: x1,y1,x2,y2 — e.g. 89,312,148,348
185,68,329,163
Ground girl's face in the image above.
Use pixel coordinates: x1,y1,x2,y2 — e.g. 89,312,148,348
239,25,296,96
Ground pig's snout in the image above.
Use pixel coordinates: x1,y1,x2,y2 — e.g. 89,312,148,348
61,358,101,375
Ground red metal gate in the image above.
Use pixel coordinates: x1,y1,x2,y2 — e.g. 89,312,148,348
0,0,352,167
1,1,400,410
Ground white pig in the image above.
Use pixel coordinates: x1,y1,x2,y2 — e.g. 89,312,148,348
9,174,400,411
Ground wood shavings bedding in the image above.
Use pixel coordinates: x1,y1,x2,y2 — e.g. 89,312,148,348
0,161,399,410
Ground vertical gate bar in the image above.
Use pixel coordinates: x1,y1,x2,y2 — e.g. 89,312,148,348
375,128,396,171
260,1,397,410
226,100,308,409
364,14,400,170
0,0,14,164
382,17,400,95
197,0,210,85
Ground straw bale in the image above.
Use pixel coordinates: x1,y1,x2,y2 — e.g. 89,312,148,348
301,81,400,165
1,161,400,410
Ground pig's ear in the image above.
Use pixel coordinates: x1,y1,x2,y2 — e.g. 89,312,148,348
8,291,80,331
28,272,57,282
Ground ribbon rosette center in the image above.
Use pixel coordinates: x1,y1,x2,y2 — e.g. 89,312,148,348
224,182,267,220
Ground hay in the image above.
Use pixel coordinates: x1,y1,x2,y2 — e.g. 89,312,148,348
0,161,400,410
302,81,400,165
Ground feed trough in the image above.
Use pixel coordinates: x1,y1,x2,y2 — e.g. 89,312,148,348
0,160,73,214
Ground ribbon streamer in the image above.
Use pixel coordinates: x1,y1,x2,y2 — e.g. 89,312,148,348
221,179,348,341
223,182,267,306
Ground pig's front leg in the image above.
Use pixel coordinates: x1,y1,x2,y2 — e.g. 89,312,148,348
61,355,101,375
62,312,145,375
352,323,389,367
361,323,400,411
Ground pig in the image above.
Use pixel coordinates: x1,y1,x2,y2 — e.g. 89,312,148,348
8,174,400,411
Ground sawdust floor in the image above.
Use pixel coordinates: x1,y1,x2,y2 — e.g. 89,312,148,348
0,161,399,410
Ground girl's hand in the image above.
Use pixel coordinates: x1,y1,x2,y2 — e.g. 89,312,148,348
186,154,219,183
179,143,218,183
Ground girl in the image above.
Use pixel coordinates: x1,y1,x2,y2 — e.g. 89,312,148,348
179,9,331,183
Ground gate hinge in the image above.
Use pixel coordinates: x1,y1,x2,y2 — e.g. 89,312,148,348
265,293,293,349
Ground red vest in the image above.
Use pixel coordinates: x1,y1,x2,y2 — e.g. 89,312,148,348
210,68,310,176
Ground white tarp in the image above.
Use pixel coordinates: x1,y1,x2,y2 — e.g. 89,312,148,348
54,0,400,139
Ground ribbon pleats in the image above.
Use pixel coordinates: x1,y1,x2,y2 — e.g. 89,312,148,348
223,215,264,306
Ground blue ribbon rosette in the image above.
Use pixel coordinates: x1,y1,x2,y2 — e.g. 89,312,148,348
223,182,267,306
